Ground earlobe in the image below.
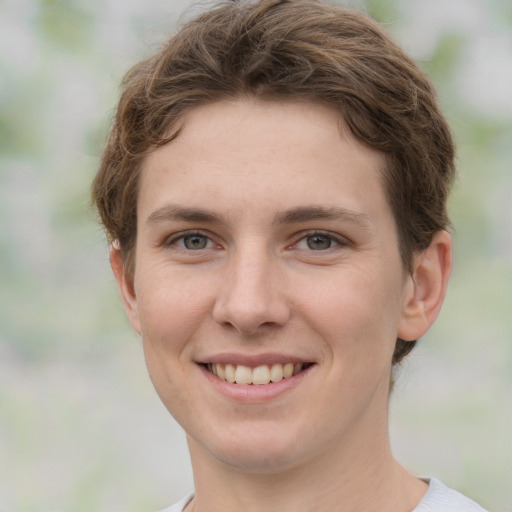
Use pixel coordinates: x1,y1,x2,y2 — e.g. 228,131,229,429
110,245,142,335
398,230,453,342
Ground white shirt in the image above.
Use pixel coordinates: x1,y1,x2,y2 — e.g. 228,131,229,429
158,477,487,512
412,478,487,511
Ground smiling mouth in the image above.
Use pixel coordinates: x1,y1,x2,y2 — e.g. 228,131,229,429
204,362,312,385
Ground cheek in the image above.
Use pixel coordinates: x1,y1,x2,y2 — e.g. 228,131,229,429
134,265,215,354
294,264,404,359
134,267,215,419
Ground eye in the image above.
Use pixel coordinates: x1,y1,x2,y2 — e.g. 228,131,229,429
182,234,209,250
293,232,343,251
169,232,215,250
305,234,336,250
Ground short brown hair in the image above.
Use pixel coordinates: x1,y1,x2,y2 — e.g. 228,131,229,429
92,0,455,363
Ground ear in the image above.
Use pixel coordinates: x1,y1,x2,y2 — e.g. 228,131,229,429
398,230,453,341
110,245,142,335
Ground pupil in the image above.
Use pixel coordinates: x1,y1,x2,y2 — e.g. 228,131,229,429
307,235,331,250
184,235,207,249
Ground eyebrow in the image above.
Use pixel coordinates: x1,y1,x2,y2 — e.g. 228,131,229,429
146,204,372,229
274,206,372,229
146,205,222,225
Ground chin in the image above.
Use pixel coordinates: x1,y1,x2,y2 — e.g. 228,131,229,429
192,422,310,474
214,447,303,475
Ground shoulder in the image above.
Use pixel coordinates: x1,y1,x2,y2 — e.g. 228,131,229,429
157,493,194,512
158,482,487,512
413,478,487,512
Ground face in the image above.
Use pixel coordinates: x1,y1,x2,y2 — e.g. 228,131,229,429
115,99,426,473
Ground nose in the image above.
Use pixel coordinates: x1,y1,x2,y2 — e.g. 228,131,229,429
212,246,290,335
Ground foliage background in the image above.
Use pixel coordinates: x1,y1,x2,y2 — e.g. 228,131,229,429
0,0,510,510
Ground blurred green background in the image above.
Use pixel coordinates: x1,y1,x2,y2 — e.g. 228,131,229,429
0,0,510,510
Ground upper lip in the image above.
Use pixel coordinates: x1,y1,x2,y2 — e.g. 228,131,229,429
196,352,314,366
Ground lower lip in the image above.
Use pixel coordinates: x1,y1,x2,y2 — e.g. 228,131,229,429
198,364,314,402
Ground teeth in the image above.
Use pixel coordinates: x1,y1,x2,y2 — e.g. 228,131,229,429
225,363,236,383
235,365,252,384
216,363,226,380
270,363,283,382
252,365,271,385
292,363,303,376
208,362,307,385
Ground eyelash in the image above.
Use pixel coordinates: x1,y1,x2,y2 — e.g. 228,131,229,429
165,230,218,251
165,230,348,252
290,230,349,252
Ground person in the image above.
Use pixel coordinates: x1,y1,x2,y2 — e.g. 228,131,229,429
91,1,487,510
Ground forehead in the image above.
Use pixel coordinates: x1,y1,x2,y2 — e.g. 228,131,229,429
138,99,390,227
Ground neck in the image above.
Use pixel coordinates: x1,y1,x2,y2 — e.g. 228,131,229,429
186,418,427,512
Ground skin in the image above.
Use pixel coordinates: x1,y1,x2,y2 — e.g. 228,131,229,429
111,99,452,512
